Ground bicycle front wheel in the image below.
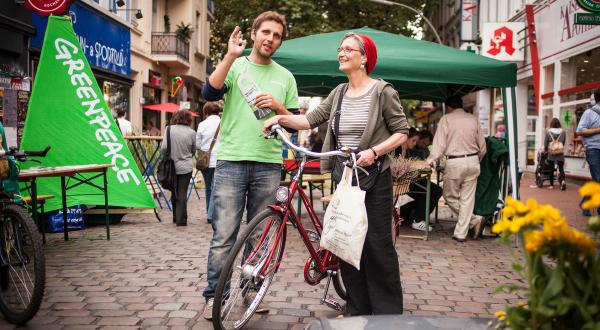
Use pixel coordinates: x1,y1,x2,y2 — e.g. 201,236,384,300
0,204,45,324
213,209,285,330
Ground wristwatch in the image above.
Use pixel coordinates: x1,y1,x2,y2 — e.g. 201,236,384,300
369,147,378,159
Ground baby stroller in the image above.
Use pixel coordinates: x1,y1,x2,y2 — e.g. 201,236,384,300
535,150,556,188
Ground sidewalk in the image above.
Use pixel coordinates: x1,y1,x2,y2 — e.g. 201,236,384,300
0,174,587,329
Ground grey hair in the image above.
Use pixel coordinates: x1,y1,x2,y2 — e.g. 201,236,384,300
341,32,365,55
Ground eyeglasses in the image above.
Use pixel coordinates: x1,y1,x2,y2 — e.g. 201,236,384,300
337,47,361,55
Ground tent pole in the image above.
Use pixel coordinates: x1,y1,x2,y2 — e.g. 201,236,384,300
502,87,520,200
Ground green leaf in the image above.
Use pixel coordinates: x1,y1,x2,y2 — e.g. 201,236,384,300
539,269,564,304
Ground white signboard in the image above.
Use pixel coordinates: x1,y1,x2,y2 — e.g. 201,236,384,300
461,0,479,41
482,22,525,61
179,101,191,110
535,0,600,63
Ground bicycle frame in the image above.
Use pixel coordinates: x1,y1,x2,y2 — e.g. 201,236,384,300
248,154,339,281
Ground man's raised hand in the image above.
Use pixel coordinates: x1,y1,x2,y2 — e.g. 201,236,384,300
227,26,247,57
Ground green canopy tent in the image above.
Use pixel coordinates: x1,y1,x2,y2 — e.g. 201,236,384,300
263,27,520,198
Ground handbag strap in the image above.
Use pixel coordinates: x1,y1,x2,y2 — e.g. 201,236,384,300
166,125,172,158
207,125,220,155
592,107,600,117
333,84,348,150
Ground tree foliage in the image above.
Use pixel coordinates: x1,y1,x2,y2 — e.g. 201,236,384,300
209,0,427,61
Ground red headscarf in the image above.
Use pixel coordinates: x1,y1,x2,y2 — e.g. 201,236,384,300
358,34,378,75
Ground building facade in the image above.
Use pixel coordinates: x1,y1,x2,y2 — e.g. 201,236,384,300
424,0,599,179
27,0,212,136
0,1,35,146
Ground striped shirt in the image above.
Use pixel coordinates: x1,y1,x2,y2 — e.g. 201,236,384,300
333,84,376,149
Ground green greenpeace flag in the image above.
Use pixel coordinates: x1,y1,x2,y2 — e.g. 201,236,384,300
20,16,154,211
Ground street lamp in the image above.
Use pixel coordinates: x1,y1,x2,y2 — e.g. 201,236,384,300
368,0,442,44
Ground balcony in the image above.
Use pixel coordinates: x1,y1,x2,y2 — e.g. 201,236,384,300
151,33,190,68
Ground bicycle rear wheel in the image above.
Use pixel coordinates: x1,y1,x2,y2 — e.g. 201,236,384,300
213,209,285,330
0,204,45,324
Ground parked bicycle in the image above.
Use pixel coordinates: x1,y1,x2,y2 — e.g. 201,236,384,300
212,125,355,330
0,146,50,324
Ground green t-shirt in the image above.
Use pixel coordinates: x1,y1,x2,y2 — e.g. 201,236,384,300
218,57,299,163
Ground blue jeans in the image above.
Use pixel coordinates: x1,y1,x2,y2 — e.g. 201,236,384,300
201,168,215,219
587,148,600,182
581,148,600,216
203,160,281,299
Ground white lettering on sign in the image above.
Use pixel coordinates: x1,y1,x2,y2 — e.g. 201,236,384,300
77,36,126,71
53,37,140,186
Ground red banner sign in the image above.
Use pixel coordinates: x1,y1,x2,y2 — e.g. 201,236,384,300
25,0,74,16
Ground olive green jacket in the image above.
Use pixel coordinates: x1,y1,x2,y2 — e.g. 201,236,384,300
305,79,409,173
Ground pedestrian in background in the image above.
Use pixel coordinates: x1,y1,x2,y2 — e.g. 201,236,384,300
427,95,486,242
161,110,196,226
115,109,132,136
196,102,221,224
576,89,600,215
544,118,566,191
264,32,408,316
145,120,161,136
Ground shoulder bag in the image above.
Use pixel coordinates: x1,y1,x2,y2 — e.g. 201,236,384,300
158,126,176,191
330,84,381,190
196,125,220,171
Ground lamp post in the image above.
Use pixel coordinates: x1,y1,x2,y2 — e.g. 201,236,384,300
368,0,442,45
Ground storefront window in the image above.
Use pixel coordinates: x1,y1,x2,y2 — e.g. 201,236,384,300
491,89,504,138
102,80,129,117
526,135,535,166
143,85,162,134
556,106,582,157
527,83,536,116
559,47,599,103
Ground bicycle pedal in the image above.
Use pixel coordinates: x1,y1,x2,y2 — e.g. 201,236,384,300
321,298,344,312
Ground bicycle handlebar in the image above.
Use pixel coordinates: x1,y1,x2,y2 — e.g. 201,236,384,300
0,146,51,161
267,124,351,159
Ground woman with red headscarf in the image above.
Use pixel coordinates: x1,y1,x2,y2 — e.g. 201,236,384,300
264,32,408,315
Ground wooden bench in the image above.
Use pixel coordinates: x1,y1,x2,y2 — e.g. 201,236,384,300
21,194,55,205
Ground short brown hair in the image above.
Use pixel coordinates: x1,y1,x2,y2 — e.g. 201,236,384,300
550,118,562,129
203,102,221,116
170,110,193,126
252,11,287,39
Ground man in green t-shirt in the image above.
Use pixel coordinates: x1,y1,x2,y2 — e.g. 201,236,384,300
200,11,299,319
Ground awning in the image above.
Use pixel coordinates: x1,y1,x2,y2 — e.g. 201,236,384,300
143,102,198,117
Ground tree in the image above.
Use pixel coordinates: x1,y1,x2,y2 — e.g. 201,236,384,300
210,0,427,62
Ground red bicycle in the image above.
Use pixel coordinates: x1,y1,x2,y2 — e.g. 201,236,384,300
212,125,351,330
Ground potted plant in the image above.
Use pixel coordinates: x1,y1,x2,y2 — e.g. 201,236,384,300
175,22,194,40
492,182,600,329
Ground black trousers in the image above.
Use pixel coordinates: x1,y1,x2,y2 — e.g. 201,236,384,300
339,169,403,315
172,172,192,225
547,160,565,182
400,178,443,224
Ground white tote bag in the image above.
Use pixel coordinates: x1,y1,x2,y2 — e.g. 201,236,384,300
321,165,368,270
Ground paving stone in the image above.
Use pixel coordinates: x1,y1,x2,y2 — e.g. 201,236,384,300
96,317,140,326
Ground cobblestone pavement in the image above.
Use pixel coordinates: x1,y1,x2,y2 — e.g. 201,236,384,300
0,173,584,329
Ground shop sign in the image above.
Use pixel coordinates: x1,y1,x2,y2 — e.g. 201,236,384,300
31,2,131,76
149,70,162,87
25,0,74,16
460,0,479,41
577,0,600,12
531,0,599,64
179,101,191,110
575,12,600,24
482,23,525,61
